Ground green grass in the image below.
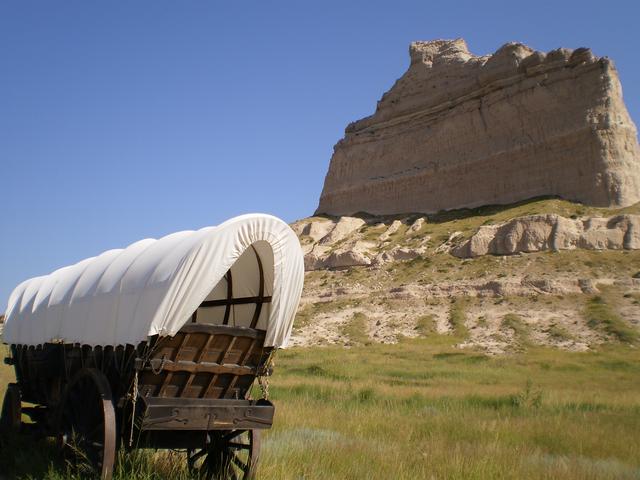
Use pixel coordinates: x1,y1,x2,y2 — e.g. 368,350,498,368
292,303,314,331
502,313,531,346
448,299,468,338
585,296,639,345
340,312,371,346
546,323,574,342
2,340,640,478
0,438,192,480
415,314,436,336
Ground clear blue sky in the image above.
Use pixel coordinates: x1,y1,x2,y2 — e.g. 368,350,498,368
1,0,639,306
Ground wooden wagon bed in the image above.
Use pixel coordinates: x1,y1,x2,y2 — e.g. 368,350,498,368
6,323,275,478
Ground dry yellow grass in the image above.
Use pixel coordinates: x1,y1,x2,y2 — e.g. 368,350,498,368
1,339,639,478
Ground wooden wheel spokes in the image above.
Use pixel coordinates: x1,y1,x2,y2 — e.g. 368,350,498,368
188,429,260,480
58,369,116,480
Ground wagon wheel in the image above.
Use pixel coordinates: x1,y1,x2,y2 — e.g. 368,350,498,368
0,383,21,435
188,429,261,480
57,368,116,480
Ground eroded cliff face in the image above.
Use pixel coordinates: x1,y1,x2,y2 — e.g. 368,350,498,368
316,39,640,216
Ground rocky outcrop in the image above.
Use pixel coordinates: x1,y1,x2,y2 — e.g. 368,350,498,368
373,246,425,265
316,39,640,216
379,220,403,242
292,215,428,270
293,211,640,269
453,214,640,257
318,217,365,245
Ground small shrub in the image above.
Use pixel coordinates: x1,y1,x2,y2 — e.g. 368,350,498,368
293,305,314,330
501,313,531,346
547,323,574,342
340,312,371,346
415,315,436,336
511,379,543,409
448,299,468,338
304,364,329,377
355,387,376,403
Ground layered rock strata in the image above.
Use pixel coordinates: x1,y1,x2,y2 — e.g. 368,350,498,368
316,39,640,215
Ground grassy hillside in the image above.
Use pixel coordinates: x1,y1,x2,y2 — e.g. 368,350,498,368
294,199,640,351
1,339,639,479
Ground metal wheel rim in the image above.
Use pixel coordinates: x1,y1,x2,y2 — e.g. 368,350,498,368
57,368,116,480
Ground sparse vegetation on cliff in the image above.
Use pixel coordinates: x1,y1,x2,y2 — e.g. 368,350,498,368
415,314,436,336
292,199,640,353
501,313,531,346
448,299,468,338
585,296,639,345
340,312,370,346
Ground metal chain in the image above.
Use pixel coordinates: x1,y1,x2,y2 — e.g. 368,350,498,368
151,355,167,375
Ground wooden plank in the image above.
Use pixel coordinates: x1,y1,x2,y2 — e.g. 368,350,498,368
178,332,216,397
202,336,235,398
238,339,256,366
157,372,174,397
178,324,267,339
201,373,219,398
195,334,215,363
222,374,240,399
219,335,244,398
158,333,190,397
140,398,274,431
222,270,233,325
199,296,272,308
220,337,237,364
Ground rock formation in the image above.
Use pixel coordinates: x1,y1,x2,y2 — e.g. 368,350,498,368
453,214,640,258
316,39,640,216
293,212,640,270
292,215,428,270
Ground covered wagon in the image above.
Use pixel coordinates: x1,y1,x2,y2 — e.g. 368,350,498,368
1,213,304,479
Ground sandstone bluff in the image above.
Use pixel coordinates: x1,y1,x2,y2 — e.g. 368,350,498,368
316,39,640,216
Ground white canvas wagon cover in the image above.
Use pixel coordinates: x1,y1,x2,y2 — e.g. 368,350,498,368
3,214,304,348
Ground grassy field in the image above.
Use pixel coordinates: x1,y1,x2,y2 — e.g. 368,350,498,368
1,338,639,479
